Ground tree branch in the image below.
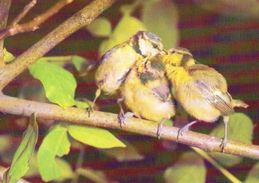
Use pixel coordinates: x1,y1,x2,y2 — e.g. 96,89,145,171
0,0,115,90
0,0,74,40
9,0,37,27
0,0,12,67
0,94,258,160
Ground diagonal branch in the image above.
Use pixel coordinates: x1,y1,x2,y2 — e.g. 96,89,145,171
0,0,74,40
9,0,37,27
0,94,258,160
0,0,115,90
0,0,12,67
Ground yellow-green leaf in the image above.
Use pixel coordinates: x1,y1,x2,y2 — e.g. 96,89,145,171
210,113,253,167
67,125,126,149
75,100,91,109
164,151,206,183
71,55,87,71
245,162,259,183
101,141,144,162
29,59,76,108
37,125,71,181
99,14,146,55
141,0,179,48
54,159,74,181
3,48,15,63
3,114,38,183
87,17,112,37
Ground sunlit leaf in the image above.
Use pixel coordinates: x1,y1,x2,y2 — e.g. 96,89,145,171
164,151,206,183
71,55,87,71
210,113,253,167
29,59,76,108
3,114,38,183
163,119,174,126
245,162,259,183
75,100,91,109
141,0,179,48
77,168,108,183
3,48,15,63
67,125,126,149
101,141,144,162
37,125,71,181
54,159,74,181
24,153,39,178
87,17,112,37
99,13,146,55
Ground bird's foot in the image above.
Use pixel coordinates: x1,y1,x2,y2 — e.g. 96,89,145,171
219,137,227,152
118,112,134,128
177,120,197,142
156,119,172,139
86,104,94,117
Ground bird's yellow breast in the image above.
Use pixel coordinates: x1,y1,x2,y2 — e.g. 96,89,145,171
165,65,193,87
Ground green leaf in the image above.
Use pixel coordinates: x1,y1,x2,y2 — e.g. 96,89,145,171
37,125,71,181
163,119,173,126
245,162,259,183
210,113,253,167
101,141,144,162
164,151,206,183
67,125,126,149
99,14,146,55
3,48,15,63
87,17,112,37
3,114,38,183
54,159,74,181
71,55,87,71
141,0,179,48
24,153,39,178
29,59,77,108
75,100,91,109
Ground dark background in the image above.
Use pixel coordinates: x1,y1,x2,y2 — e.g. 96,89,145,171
2,0,259,182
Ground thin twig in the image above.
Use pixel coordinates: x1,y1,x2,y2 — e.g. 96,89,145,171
0,94,258,160
192,147,242,183
0,0,12,67
0,0,116,89
0,0,74,40
10,0,37,27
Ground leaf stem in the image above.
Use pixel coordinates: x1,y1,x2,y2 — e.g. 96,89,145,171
192,147,242,183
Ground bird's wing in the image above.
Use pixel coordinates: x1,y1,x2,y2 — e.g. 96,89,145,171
195,80,234,115
152,83,171,102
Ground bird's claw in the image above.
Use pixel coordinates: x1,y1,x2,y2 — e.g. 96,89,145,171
86,105,94,117
118,112,134,128
118,111,126,128
176,120,197,142
177,128,187,142
219,138,227,152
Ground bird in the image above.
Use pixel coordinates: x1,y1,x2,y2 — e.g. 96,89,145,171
164,63,248,150
93,31,164,107
119,55,175,137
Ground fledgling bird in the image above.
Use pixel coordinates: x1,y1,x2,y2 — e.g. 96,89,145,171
119,56,175,136
161,47,196,67
93,31,164,106
164,63,248,149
